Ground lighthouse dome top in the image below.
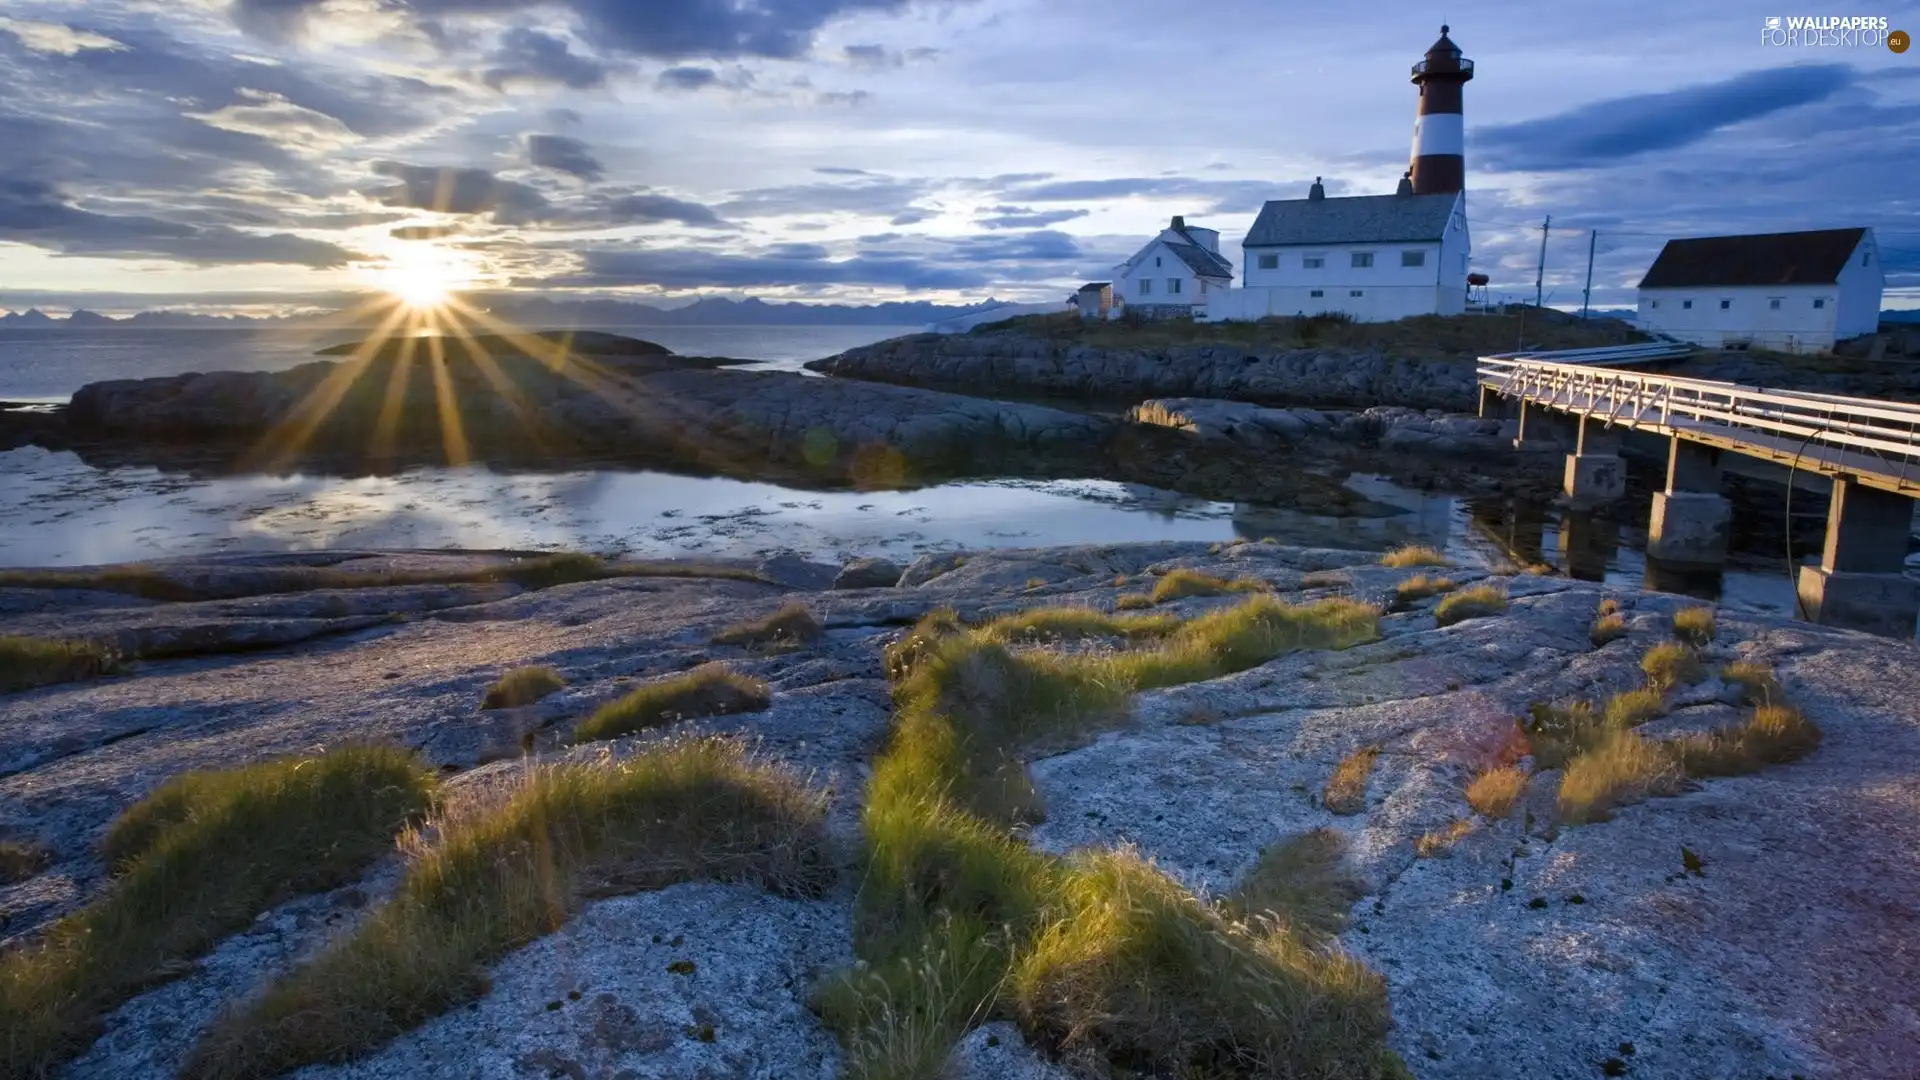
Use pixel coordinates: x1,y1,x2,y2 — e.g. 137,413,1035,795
1413,24,1472,78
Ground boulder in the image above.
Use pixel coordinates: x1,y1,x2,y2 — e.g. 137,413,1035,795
898,551,970,587
755,553,839,591
831,557,904,590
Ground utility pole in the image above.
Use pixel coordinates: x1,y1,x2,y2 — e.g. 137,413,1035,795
1533,214,1551,309
1581,229,1597,321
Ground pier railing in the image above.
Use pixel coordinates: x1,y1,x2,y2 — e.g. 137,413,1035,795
1478,355,1920,496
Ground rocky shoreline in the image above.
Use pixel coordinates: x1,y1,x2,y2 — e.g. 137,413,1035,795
1,542,1916,1078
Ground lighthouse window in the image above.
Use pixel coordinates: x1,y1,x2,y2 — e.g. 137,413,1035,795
1349,290,1364,297
1650,300,1660,310
1719,299,1731,310
1309,290,1324,298
1769,298,1782,310
1863,252,1871,267
1682,300,1693,310
1302,256,1324,269
1813,298,1826,309
1401,250,1426,267
1351,252,1374,269
1257,254,1278,270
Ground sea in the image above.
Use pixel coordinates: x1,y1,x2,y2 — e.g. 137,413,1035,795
0,324,1827,621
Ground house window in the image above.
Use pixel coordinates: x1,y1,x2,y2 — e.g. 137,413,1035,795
1138,279,1152,296
1813,298,1826,309
1351,252,1374,268
1257,254,1278,270
1309,289,1324,298
1769,298,1782,310
1302,256,1324,269
1168,279,1182,295
1650,300,1661,310
1349,289,1364,297
1401,250,1425,267
1864,251,1872,267
1682,300,1693,310
1155,256,1162,267
1719,299,1731,310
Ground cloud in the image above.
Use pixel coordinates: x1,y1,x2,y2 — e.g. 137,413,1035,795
843,43,938,68
1474,65,1856,172
602,192,726,227
0,17,127,55
717,174,931,219
540,246,991,290
998,175,1283,215
889,208,937,225
184,89,360,157
656,65,719,91
815,89,873,107
227,0,330,42
483,28,612,91
391,224,461,240
368,161,550,222
527,133,604,181
977,205,1088,229
0,175,358,267
410,0,948,60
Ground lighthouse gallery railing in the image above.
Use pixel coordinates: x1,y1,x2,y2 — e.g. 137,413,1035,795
1478,355,1920,496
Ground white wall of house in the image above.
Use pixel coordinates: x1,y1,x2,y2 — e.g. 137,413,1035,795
1113,239,1223,307
1636,232,1883,352
1215,195,1470,323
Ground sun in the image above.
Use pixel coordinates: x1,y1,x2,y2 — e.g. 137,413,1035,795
368,242,473,312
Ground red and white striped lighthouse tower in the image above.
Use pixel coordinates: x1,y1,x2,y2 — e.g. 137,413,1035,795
1408,24,1472,195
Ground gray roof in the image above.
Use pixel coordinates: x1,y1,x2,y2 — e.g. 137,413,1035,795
1243,192,1458,248
1164,236,1234,279
1078,281,1111,291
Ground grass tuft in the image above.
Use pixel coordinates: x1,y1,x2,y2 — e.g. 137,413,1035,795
976,606,1180,646
1602,687,1668,728
184,738,828,1079
1640,642,1703,691
1597,598,1621,617
1380,545,1451,569
1671,606,1716,647
1433,585,1508,627
1222,828,1366,938
1413,818,1475,858
1100,595,1380,692
1671,704,1822,778
883,608,966,681
479,665,566,710
0,839,52,885
1392,574,1456,606
0,635,118,694
713,600,824,650
1114,593,1155,611
1147,569,1269,605
1465,766,1528,819
1720,661,1783,705
1,747,436,1079
1590,612,1628,648
1555,730,1683,825
1323,746,1379,816
1011,848,1392,1079
570,664,770,743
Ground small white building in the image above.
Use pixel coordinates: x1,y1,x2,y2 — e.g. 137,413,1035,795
1635,228,1882,353
1073,282,1113,319
1111,216,1234,319
1205,177,1470,323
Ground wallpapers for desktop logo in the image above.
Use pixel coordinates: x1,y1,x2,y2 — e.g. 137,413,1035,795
1761,15,1906,49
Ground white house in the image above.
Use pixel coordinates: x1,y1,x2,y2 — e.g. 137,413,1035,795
1635,228,1882,353
1204,177,1471,323
1111,216,1234,319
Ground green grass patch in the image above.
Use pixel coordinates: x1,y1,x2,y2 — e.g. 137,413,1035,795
1640,642,1703,691
883,609,966,682
479,665,566,710
1380,545,1451,569
0,839,52,885
1671,606,1716,647
183,737,829,1080
571,664,770,744
1222,828,1366,938
1114,593,1155,611
1147,569,1269,604
0,635,118,694
1556,729,1684,825
1670,704,1822,778
827,592,1398,1079
0,746,436,1079
1603,686,1668,728
1433,585,1508,627
712,600,824,650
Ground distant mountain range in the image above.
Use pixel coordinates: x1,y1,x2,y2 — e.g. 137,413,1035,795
0,295,1015,330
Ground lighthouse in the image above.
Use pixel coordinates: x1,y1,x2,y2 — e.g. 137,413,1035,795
1408,24,1472,195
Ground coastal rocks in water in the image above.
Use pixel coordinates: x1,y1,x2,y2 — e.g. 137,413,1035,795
314,330,687,362
1130,399,1516,458
831,557,903,590
808,333,1481,411
5,542,1917,1079
54,348,1114,482
756,553,840,590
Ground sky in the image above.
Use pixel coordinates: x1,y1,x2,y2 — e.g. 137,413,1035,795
0,0,1917,315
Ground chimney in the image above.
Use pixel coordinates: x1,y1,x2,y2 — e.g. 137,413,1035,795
1308,177,1325,201
1408,24,1473,195
1171,215,1186,231
1396,170,1414,196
